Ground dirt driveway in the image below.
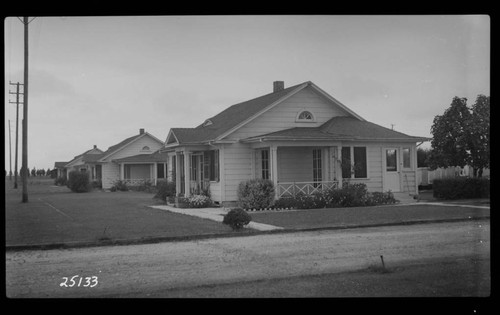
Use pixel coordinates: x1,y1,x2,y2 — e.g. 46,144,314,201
6,220,490,298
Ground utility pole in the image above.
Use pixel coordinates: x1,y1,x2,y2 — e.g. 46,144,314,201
9,81,23,189
8,120,12,180
21,16,30,202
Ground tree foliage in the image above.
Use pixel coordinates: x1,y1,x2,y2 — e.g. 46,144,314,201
428,95,490,177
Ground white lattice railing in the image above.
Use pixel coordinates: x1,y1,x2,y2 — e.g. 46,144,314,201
123,178,155,186
276,181,340,198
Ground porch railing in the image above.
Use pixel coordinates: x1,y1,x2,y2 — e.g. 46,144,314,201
122,178,155,186
276,181,340,198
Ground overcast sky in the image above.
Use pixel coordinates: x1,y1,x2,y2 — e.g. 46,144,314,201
4,15,490,171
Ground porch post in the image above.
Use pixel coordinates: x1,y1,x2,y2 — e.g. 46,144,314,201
184,149,191,197
175,152,181,196
270,145,278,199
153,163,157,186
413,146,418,195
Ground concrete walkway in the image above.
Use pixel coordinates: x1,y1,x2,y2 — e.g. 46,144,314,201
149,205,284,231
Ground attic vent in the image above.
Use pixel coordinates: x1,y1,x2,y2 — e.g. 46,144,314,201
296,110,316,122
141,146,150,151
203,119,213,127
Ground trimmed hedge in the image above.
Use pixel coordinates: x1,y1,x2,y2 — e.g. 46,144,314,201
67,171,91,193
433,177,490,199
237,179,275,209
274,183,396,210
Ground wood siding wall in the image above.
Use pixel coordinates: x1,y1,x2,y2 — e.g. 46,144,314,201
222,142,253,202
102,163,120,189
226,87,350,140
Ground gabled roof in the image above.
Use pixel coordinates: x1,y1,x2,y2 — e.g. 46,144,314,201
98,131,164,161
65,147,104,167
54,161,69,168
167,82,310,145
112,150,170,163
242,116,429,142
166,81,369,146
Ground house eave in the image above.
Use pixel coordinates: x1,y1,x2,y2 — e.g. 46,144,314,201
241,136,431,143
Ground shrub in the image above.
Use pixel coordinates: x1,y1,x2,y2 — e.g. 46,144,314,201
187,195,212,208
222,208,252,230
128,180,154,192
54,176,68,186
339,183,369,207
67,171,91,193
433,177,490,199
154,180,176,202
274,196,297,209
292,192,327,209
111,179,129,192
91,180,102,189
237,179,275,209
366,191,397,206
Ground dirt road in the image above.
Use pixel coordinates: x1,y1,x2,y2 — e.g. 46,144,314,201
6,220,490,298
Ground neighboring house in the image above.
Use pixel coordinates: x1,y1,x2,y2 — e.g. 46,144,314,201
162,81,429,206
96,128,167,189
57,128,167,189
53,161,68,178
64,145,104,182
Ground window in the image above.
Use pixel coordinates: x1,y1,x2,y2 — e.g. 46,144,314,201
353,147,367,178
296,110,315,122
203,150,219,182
341,147,351,179
313,149,322,186
157,163,165,179
386,149,397,172
261,149,270,180
403,148,411,169
342,146,368,179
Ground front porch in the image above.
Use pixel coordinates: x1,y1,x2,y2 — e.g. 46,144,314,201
276,180,340,198
251,144,356,199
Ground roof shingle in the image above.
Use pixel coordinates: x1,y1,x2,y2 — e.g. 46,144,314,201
171,82,307,144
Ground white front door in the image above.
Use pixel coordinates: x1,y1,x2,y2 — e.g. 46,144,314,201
383,148,400,192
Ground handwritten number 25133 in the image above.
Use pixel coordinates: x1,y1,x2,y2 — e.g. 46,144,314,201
60,275,98,288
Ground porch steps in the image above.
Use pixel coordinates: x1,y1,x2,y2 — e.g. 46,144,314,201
392,192,418,204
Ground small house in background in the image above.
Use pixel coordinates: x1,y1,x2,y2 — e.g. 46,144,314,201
57,129,168,189
64,145,104,182
53,161,69,179
161,81,429,206
97,128,167,189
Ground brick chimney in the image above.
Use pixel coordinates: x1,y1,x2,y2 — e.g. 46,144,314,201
273,81,284,92
139,128,145,135
93,145,97,149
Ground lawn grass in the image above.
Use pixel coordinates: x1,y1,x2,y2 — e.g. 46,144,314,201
4,178,491,247
248,204,490,230
5,178,232,247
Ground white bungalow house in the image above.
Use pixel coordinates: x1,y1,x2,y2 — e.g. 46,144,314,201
161,80,429,206
96,128,168,189
60,129,168,189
